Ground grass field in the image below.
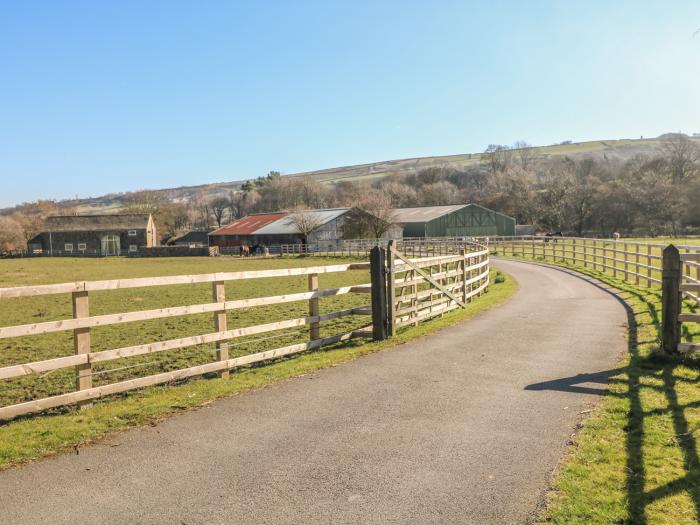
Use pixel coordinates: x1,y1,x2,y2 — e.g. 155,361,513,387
489,250,699,524
0,256,375,407
625,237,700,247
0,255,516,470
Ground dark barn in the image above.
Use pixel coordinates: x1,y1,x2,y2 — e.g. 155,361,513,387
28,214,157,256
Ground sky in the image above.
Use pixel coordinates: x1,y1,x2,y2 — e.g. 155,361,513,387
1,1,699,207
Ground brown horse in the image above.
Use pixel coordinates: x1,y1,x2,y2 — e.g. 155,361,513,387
240,244,250,257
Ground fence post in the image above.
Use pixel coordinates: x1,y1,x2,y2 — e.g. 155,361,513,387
387,240,396,337
370,246,388,341
212,281,229,379
308,273,320,340
73,290,92,407
461,247,468,303
661,245,681,354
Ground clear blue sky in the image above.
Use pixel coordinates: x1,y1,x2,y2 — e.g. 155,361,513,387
1,1,699,207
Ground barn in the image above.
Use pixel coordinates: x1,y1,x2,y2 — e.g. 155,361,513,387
392,204,515,238
208,212,289,248
209,208,399,250
28,214,157,256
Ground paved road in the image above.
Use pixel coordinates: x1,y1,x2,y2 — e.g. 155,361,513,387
0,260,627,525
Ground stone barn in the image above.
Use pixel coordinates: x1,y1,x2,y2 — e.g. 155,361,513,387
28,214,157,256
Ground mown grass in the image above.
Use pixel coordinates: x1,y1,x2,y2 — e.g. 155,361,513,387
0,255,515,470
494,252,700,525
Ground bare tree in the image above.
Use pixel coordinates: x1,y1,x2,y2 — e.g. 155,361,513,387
227,191,239,219
287,209,323,243
483,144,512,174
0,216,25,252
11,200,61,242
210,197,231,227
345,193,397,239
513,140,535,169
659,134,700,184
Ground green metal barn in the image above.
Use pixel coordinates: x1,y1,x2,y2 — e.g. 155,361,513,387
393,204,515,238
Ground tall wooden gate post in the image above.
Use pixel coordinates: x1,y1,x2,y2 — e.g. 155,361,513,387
370,246,388,341
661,245,681,354
387,240,397,337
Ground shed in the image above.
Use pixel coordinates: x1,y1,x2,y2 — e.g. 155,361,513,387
392,204,515,238
170,231,210,247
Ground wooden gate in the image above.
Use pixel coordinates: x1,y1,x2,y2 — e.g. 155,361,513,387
376,240,490,337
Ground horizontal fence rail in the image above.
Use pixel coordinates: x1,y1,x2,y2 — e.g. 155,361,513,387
0,264,374,420
0,244,491,420
488,235,700,355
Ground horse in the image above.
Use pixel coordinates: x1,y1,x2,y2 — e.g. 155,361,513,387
544,231,563,243
240,244,250,257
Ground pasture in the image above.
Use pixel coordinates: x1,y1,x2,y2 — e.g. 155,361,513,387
0,254,515,469
0,256,372,407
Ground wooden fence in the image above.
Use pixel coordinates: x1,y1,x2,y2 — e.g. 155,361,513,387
387,240,490,335
0,244,490,420
488,236,700,355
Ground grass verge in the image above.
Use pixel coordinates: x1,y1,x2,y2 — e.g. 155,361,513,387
497,257,699,525
0,269,516,471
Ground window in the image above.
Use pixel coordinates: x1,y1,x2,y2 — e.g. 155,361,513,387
129,245,138,253
78,243,86,251
101,235,120,256
64,243,73,252
128,230,137,237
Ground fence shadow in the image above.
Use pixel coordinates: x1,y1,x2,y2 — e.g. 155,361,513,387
519,261,700,523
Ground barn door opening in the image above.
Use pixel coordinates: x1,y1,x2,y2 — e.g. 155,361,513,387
101,234,120,256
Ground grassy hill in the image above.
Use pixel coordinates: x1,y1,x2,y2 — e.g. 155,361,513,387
4,136,698,215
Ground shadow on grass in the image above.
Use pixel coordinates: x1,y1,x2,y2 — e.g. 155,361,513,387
518,262,700,524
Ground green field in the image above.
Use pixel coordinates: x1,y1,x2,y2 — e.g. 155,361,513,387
0,256,375,407
0,255,516,469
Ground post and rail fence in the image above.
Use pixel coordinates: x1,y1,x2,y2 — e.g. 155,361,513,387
0,241,491,420
487,235,700,355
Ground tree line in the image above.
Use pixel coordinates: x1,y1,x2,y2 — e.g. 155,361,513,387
1,135,699,252
221,134,700,237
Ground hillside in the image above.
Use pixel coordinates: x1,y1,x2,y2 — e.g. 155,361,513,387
3,136,698,215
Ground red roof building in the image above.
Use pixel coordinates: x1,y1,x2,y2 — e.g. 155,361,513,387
209,212,288,246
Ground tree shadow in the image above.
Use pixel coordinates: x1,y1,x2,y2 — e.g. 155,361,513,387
520,263,700,523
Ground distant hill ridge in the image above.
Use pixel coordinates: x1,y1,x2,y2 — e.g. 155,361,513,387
3,135,699,215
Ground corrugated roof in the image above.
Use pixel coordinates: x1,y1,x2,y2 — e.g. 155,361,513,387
254,208,350,235
44,214,151,232
391,205,467,224
210,213,288,235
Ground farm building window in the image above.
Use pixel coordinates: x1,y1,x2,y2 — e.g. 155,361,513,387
78,243,86,251
128,230,137,236
64,243,73,252
101,235,120,256
129,245,138,253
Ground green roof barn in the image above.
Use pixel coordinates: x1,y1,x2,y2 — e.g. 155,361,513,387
392,204,515,238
